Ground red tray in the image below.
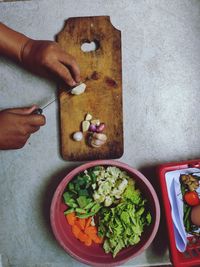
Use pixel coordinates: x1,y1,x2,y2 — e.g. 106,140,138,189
157,159,200,267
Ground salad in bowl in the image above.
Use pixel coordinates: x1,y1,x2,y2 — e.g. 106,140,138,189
50,160,160,267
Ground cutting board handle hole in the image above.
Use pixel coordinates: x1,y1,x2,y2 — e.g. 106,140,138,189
81,39,100,52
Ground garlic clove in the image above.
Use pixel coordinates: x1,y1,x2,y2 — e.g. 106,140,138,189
85,113,92,121
82,120,90,132
90,133,107,148
93,132,107,141
71,83,86,95
91,119,100,126
92,139,105,146
73,131,83,141
90,139,102,148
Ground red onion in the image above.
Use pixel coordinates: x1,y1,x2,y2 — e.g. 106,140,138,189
89,124,97,132
96,123,105,133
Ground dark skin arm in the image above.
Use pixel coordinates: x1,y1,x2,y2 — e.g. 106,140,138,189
0,22,81,149
0,106,45,150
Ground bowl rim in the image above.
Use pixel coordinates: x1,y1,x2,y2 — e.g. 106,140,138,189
50,160,161,267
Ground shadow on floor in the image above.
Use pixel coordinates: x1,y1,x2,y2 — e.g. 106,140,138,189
41,164,79,238
139,164,172,265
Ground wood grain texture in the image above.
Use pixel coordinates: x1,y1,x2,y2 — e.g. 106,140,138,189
57,16,123,161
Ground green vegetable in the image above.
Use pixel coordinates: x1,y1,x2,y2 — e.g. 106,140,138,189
62,168,103,217
76,211,96,218
62,166,152,258
75,208,87,213
180,174,200,234
122,179,142,205
92,166,130,207
98,182,152,257
91,203,101,213
64,208,75,215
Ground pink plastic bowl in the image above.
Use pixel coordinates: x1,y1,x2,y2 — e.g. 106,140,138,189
50,160,160,267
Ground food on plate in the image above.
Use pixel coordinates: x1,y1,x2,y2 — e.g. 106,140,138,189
73,131,83,141
191,205,200,226
62,166,152,257
181,174,199,191
71,83,86,95
180,173,200,234
184,191,199,206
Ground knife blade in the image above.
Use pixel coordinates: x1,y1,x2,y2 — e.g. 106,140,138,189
32,84,82,115
34,98,57,114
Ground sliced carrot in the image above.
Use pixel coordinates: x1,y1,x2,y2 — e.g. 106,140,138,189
84,236,92,246
87,233,98,241
67,213,102,247
66,212,76,225
85,217,92,228
78,231,88,242
76,218,86,230
72,224,81,238
85,226,97,235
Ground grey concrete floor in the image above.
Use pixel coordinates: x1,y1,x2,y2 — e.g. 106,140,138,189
1,0,200,266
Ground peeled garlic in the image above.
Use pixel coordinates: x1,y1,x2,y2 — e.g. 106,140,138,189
73,131,83,141
82,120,90,132
85,113,92,121
71,83,86,95
91,119,100,126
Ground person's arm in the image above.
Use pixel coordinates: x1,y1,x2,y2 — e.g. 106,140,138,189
0,106,46,150
0,22,28,62
0,22,81,86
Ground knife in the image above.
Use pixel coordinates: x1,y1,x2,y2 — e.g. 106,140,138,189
33,83,86,114
33,98,57,114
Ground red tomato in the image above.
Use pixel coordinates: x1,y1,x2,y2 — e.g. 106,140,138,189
184,191,200,206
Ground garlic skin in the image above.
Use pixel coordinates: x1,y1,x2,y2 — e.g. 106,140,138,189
90,133,107,148
71,83,86,95
72,131,83,141
93,133,107,141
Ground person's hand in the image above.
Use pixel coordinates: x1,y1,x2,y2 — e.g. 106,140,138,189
0,105,46,150
20,40,81,87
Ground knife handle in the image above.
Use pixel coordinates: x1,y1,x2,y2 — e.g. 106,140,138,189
32,108,43,115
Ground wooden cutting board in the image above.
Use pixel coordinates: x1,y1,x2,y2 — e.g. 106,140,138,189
57,16,123,161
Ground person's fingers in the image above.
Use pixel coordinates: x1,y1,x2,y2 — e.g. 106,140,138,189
26,125,40,134
24,114,46,126
59,53,81,83
7,105,39,115
46,61,77,86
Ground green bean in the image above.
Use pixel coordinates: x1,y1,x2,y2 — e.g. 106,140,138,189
75,208,86,213
64,208,75,215
84,201,96,210
91,203,101,213
184,206,191,224
76,211,96,218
